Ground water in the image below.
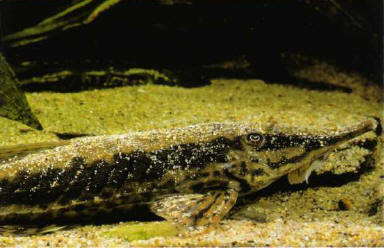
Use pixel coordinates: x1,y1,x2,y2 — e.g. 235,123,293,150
0,0,382,245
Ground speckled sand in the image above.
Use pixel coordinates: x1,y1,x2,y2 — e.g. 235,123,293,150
0,60,382,247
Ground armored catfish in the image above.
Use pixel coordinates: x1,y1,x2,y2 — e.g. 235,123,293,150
0,119,377,229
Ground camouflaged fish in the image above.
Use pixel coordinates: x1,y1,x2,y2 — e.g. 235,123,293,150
0,120,377,230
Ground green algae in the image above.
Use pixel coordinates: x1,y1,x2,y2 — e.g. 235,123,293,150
101,221,179,242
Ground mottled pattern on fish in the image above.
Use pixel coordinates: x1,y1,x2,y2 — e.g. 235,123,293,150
0,120,377,227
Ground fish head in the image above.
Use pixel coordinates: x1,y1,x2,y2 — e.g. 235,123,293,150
225,119,376,190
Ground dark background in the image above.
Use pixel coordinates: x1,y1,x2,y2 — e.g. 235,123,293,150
0,0,382,87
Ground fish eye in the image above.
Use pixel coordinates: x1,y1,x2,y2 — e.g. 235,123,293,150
246,133,263,147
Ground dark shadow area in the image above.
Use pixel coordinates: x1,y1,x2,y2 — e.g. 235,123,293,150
1,0,382,92
52,132,94,140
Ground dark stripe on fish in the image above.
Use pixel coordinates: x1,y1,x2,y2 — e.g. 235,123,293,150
0,137,240,207
267,152,308,169
256,135,327,151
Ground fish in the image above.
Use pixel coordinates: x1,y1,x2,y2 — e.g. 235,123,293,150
0,119,377,233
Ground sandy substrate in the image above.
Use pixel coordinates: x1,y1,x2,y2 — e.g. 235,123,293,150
0,60,382,247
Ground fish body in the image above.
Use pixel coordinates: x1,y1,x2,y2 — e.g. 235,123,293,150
0,120,376,228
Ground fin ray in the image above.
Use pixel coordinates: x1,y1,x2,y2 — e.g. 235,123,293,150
287,159,324,184
150,189,238,228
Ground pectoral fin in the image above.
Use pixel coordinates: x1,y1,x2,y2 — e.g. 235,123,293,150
150,189,238,228
287,160,324,184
